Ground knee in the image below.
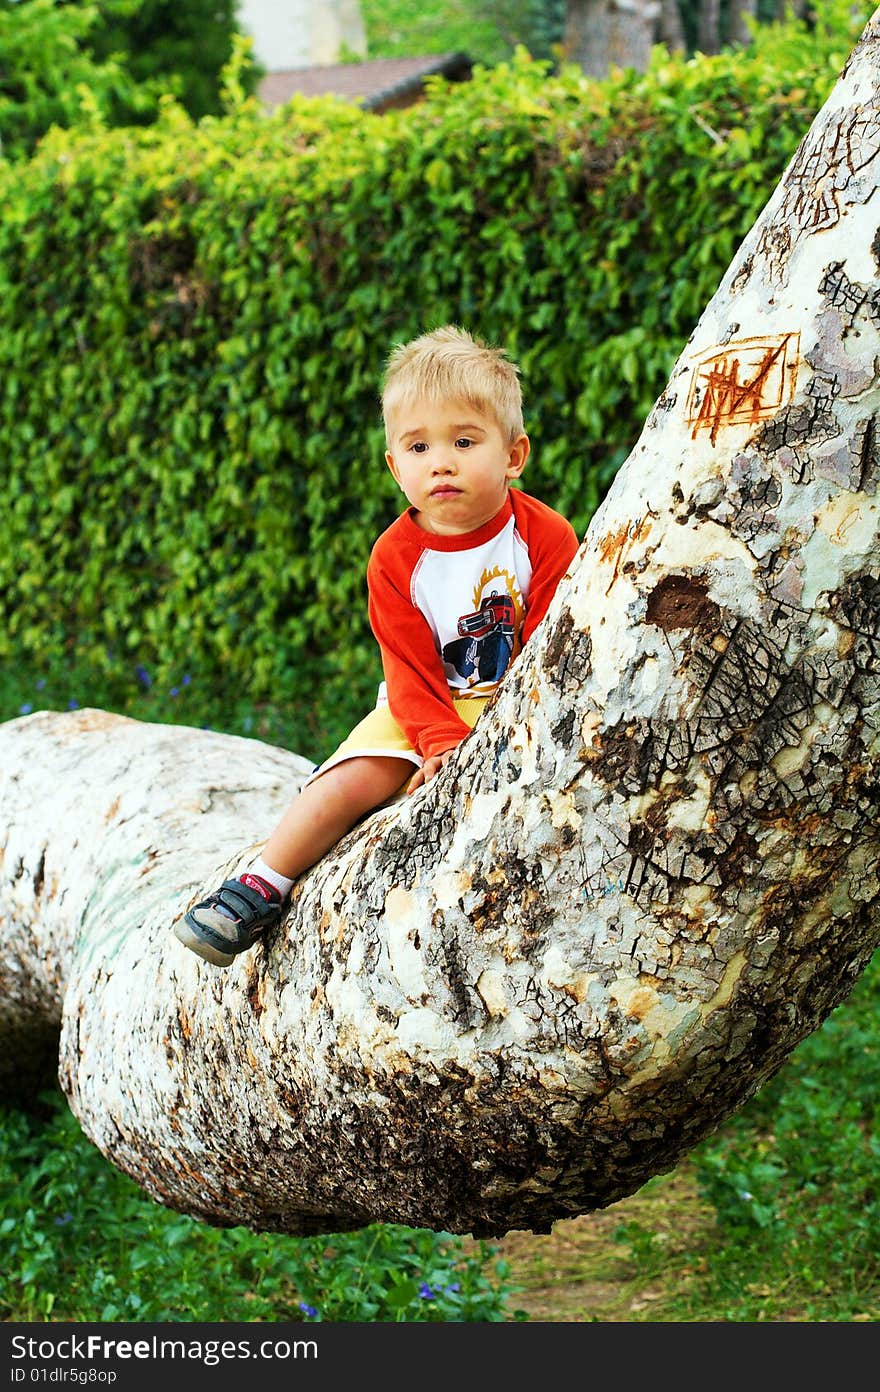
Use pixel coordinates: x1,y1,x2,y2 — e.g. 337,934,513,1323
322,756,407,813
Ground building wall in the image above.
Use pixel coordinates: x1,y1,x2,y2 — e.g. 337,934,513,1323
237,0,367,72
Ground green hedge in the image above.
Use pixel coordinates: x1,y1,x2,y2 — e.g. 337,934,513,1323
0,4,867,749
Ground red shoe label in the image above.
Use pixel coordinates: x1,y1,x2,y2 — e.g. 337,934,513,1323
240,872,277,902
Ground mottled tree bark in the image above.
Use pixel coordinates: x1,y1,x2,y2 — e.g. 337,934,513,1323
1,14,879,1238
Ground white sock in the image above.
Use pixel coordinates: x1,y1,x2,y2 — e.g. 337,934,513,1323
243,855,295,897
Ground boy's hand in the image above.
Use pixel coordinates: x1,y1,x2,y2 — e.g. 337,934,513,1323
407,746,457,795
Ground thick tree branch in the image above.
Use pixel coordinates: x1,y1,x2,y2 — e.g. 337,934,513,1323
1,13,879,1237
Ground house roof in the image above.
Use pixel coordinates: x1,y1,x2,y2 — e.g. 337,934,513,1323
258,52,473,113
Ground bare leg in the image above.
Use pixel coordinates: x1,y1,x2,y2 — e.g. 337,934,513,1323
261,755,412,880
175,756,413,966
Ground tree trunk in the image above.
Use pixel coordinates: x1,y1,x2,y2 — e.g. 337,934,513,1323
697,0,722,53
658,0,687,54
728,0,758,48
564,0,663,77
2,14,879,1239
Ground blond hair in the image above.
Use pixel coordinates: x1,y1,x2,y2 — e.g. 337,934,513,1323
382,325,524,444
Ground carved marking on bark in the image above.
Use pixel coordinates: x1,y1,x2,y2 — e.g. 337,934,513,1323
599,512,656,593
687,334,800,444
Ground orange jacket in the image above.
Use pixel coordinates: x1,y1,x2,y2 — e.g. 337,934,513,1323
367,490,580,761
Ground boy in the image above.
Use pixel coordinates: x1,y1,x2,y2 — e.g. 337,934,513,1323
174,325,580,967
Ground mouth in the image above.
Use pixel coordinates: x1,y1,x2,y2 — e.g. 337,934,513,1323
430,485,462,498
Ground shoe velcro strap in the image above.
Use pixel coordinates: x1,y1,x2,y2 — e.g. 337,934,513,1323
215,878,275,917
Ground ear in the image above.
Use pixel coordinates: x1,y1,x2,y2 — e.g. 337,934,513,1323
386,449,403,489
505,433,530,481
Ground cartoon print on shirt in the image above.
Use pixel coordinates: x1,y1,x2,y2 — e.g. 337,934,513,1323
442,566,524,688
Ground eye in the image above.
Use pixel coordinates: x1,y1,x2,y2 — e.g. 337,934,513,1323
455,436,474,449
410,441,428,453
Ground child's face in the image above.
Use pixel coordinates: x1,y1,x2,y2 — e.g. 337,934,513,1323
385,397,529,536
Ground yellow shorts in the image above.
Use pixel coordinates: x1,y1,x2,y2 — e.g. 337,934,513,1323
307,688,489,786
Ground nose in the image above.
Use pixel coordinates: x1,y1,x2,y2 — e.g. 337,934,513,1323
432,450,457,474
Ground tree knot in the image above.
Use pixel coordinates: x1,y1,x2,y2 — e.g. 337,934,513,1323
645,574,721,634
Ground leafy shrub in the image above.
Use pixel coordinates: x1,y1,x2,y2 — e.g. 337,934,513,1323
86,0,256,124
0,0,255,159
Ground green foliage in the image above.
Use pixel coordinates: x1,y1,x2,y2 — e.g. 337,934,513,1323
0,1091,518,1321
0,645,359,767
361,0,515,64
0,0,153,158
0,0,255,159
85,0,259,122
0,1,871,755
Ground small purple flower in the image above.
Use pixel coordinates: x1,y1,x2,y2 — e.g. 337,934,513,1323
18,702,33,715
418,1283,436,1300
444,1283,460,1294
298,1301,318,1318
35,678,46,691
182,673,192,686
68,700,79,710
135,664,152,689
54,1212,73,1226
169,686,179,697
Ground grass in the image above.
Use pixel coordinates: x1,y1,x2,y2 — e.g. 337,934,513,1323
1,654,877,1322
679,951,880,1321
490,953,880,1322
0,647,372,771
0,1091,518,1322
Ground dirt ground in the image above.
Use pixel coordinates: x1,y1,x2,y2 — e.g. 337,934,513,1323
466,1162,716,1322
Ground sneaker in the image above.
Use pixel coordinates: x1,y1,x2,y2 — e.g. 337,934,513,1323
173,872,286,967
